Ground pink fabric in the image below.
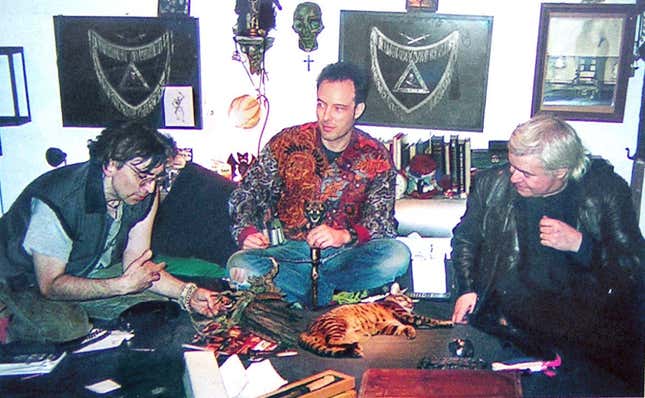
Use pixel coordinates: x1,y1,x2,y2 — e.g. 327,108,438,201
0,315,9,344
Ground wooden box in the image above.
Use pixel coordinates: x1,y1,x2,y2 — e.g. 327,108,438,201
260,369,355,398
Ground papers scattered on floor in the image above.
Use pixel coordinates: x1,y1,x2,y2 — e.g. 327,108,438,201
183,351,287,398
221,354,287,398
73,329,134,354
0,351,67,376
184,350,228,398
85,379,122,394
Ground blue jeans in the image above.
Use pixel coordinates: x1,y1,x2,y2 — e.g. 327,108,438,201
226,238,410,307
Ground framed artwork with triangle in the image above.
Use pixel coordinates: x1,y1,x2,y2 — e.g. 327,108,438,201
340,11,492,132
53,15,202,129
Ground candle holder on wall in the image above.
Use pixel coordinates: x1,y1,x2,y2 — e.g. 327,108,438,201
232,0,281,76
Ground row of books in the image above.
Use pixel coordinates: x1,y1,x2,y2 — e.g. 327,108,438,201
386,133,508,197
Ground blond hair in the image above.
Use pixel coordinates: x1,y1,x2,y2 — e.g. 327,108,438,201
508,114,589,180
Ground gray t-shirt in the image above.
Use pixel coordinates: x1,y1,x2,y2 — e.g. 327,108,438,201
23,198,122,270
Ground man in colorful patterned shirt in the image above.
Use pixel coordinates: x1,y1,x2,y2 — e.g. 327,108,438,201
227,61,411,308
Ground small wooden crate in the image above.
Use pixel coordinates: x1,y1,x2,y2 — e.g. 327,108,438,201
260,369,356,398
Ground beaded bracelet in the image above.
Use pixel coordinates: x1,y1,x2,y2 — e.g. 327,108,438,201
178,282,198,313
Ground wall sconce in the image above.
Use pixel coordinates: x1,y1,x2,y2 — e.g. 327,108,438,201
46,147,68,167
0,47,31,126
232,0,280,76
233,35,274,75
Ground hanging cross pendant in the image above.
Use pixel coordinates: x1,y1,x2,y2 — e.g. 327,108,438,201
303,54,314,72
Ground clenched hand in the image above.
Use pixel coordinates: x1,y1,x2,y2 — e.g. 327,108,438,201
121,250,166,293
539,216,582,252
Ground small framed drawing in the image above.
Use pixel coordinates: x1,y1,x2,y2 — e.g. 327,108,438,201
406,0,439,12
531,3,637,122
158,0,190,17
163,86,195,127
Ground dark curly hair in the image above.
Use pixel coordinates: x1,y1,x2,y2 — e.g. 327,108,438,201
87,121,177,172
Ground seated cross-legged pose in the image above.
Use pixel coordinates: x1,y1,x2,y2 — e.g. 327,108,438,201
227,61,411,308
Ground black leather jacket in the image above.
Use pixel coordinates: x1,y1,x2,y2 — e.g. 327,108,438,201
451,158,644,318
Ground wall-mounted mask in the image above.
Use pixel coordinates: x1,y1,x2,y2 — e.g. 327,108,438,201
292,2,324,52
235,35,274,75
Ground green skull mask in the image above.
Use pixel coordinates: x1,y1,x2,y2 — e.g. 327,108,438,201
292,2,324,52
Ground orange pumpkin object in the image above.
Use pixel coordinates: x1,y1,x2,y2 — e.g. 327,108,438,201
228,94,261,129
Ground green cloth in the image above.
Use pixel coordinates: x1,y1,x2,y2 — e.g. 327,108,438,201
80,256,226,320
156,255,226,279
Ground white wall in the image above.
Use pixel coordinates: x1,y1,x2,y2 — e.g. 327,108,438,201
0,0,642,230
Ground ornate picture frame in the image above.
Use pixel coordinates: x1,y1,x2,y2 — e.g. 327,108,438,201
531,3,637,122
339,11,493,132
53,15,202,129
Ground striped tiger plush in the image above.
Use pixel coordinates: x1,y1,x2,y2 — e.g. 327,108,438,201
298,284,452,357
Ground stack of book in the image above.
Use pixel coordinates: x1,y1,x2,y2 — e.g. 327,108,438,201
385,134,509,198
385,134,472,197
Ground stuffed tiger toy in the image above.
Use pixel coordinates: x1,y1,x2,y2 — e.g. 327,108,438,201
298,284,453,357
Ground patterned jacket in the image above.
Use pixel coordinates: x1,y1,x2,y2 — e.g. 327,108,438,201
229,122,398,246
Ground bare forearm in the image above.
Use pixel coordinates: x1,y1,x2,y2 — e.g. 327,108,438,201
44,274,127,301
148,270,185,300
45,270,184,302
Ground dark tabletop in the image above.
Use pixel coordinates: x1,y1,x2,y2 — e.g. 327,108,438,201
0,297,640,398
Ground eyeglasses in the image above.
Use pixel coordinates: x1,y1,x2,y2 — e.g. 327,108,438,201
124,163,167,187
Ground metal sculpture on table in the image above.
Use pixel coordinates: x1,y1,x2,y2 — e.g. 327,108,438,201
304,200,326,309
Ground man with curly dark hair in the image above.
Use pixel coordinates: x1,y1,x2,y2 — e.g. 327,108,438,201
0,121,223,343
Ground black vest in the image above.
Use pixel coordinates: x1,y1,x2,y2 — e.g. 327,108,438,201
0,161,153,286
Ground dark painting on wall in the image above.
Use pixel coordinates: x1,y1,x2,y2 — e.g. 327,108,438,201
53,15,202,129
340,11,493,132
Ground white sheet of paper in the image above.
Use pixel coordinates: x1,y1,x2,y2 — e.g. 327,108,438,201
397,233,451,295
237,359,288,398
0,352,67,376
85,379,122,394
219,355,248,398
73,330,134,354
183,350,228,398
